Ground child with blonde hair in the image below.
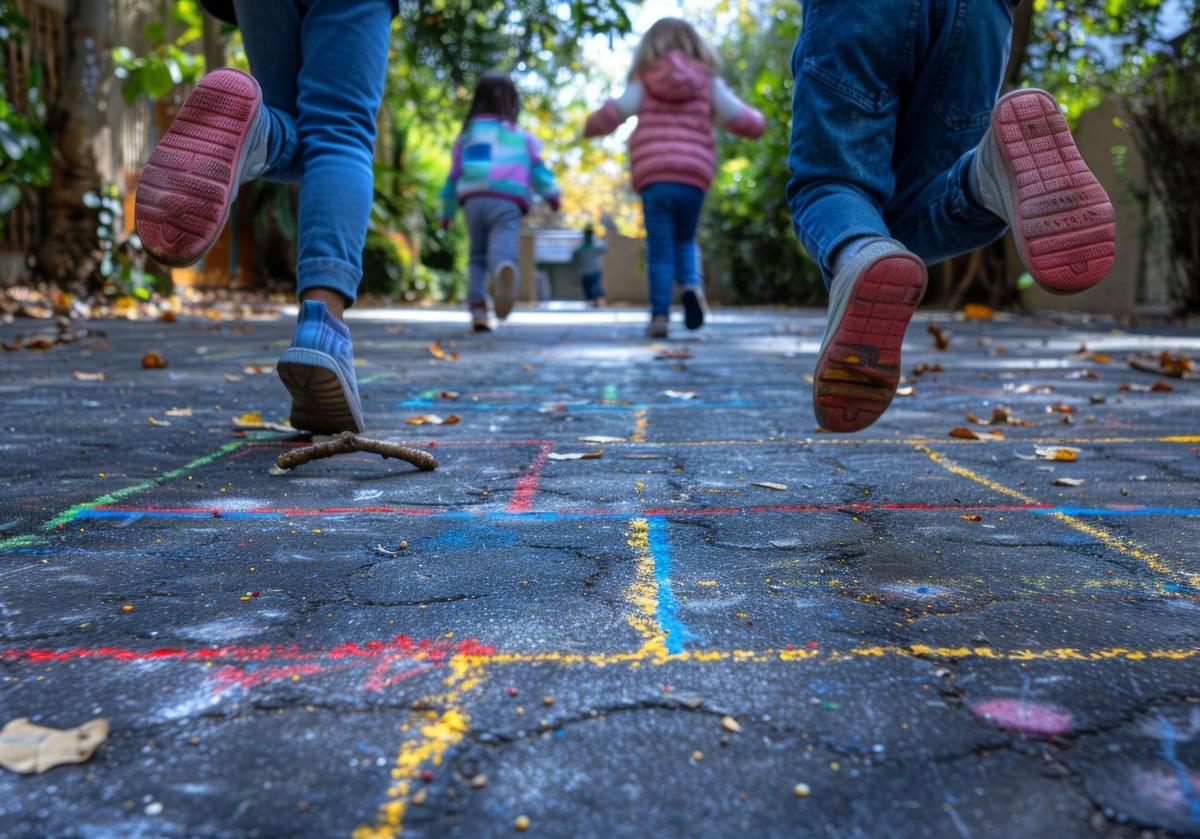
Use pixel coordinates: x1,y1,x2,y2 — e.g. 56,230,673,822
584,18,765,338
441,73,562,331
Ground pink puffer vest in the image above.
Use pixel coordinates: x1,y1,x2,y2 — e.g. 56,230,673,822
629,52,717,193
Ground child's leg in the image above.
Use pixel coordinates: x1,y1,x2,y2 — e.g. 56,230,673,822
670,184,708,331
463,201,491,308
641,185,677,319
281,0,393,311
484,200,522,319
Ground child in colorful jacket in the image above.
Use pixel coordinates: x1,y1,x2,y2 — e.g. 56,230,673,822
584,18,765,338
441,73,561,331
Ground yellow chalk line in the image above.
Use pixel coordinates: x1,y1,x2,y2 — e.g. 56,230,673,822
917,445,1198,588
624,517,669,662
630,409,648,443
457,643,1200,669
353,655,486,839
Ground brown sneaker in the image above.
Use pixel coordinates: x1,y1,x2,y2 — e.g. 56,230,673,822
493,263,517,320
645,315,669,339
470,303,491,332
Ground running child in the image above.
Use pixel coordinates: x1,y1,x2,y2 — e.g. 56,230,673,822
571,224,607,307
440,73,562,332
789,0,1116,432
136,0,397,434
584,17,765,338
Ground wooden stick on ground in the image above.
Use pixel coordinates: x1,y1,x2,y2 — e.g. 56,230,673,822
276,431,438,472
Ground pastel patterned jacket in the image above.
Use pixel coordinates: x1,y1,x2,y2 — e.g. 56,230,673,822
440,115,561,219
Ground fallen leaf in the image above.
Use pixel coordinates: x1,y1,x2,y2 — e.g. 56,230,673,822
895,385,915,397
1010,383,1054,395
752,482,788,491
1032,446,1080,462
429,341,459,361
1087,352,1112,364
547,450,604,461
140,350,168,369
0,717,109,774
1129,352,1196,378
242,364,272,375
927,323,950,351
233,411,296,433
1150,380,1174,392
164,407,193,417
146,416,171,427
655,348,692,360
962,303,994,321
405,414,460,425
949,427,981,440
72,371,105,382
437,391,460,400
911,362,944,377
664,390,696,400
721,716,742,733
1051,477,1085,487
1046,403,1075,415
579,436,625,444
385,324,405,334
960,514,982,522
223,374,242,383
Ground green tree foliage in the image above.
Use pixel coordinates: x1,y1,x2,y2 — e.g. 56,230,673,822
703,1,823,305
0,2,50,223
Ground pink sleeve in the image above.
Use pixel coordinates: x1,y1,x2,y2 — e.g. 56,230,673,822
725,105,766,139
584,100,625,139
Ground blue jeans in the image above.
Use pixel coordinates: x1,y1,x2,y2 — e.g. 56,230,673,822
787,0,1016,285
232,0,394,306
642,182,705,317
581,272,604,301
464,197,522,306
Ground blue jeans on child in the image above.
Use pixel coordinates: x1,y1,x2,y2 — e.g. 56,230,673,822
581,272,604,301
642,182,705,317
232,0,394,305
786,0,1018,284
464,197,522,306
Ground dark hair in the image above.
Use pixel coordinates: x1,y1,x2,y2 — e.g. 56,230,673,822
466,72,520,127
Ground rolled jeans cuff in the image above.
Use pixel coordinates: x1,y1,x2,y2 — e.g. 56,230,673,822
297,257,361,306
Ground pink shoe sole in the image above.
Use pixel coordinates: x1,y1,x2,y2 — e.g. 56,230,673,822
993,90,1115,294
135,68,261,267
813,255,927,433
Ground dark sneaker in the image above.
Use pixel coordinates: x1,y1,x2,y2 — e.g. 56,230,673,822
813,241,926,433
277,300,365,434
493,263,517,320
645,315,669,339
681,286,707,330
136,68,271,267
975,89,1115,294
470,302,492,332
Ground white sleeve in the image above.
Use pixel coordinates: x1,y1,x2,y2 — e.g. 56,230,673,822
711,76,747,124
611,81,644,119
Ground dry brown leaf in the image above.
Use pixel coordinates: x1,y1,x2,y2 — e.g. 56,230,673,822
0,717,108,774
232,411,296,433
1087,352,1112,364
949,427,981,440
146,416,171,427
140,350,168,369
1150,380,1174,392
242,364,272,375
429,341,459,361
960,514,982,522
223,374,242,383
72,370,105,382
405,414,460,426
1051,477,1085,487
927,322,950,351
1046,403,1075,415
547,449,604,461
912,362,944,377
1033,446,1080,462
655,348,693,360
437,391,460,400
962,303,994,321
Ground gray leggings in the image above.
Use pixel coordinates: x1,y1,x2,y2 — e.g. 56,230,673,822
464,197,522,306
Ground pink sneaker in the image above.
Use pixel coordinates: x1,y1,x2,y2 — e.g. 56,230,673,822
135,68,268,267
975,89,1116,294
813,242,927,433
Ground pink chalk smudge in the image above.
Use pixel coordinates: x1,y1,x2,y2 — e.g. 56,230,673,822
970,699,1073,737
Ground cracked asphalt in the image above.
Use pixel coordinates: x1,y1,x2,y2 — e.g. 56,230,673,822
1,305,1199,838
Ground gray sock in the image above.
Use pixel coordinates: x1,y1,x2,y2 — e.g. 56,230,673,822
831,236,905,279
970,129,1008,222
239,104,273,185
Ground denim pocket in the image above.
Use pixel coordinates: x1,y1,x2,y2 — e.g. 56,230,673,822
929,0,1012,131
797,0,922,113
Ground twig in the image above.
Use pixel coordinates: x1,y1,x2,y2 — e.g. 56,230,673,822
276,432,438,472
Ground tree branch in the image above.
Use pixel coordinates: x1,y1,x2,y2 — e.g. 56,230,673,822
276,432,438,472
